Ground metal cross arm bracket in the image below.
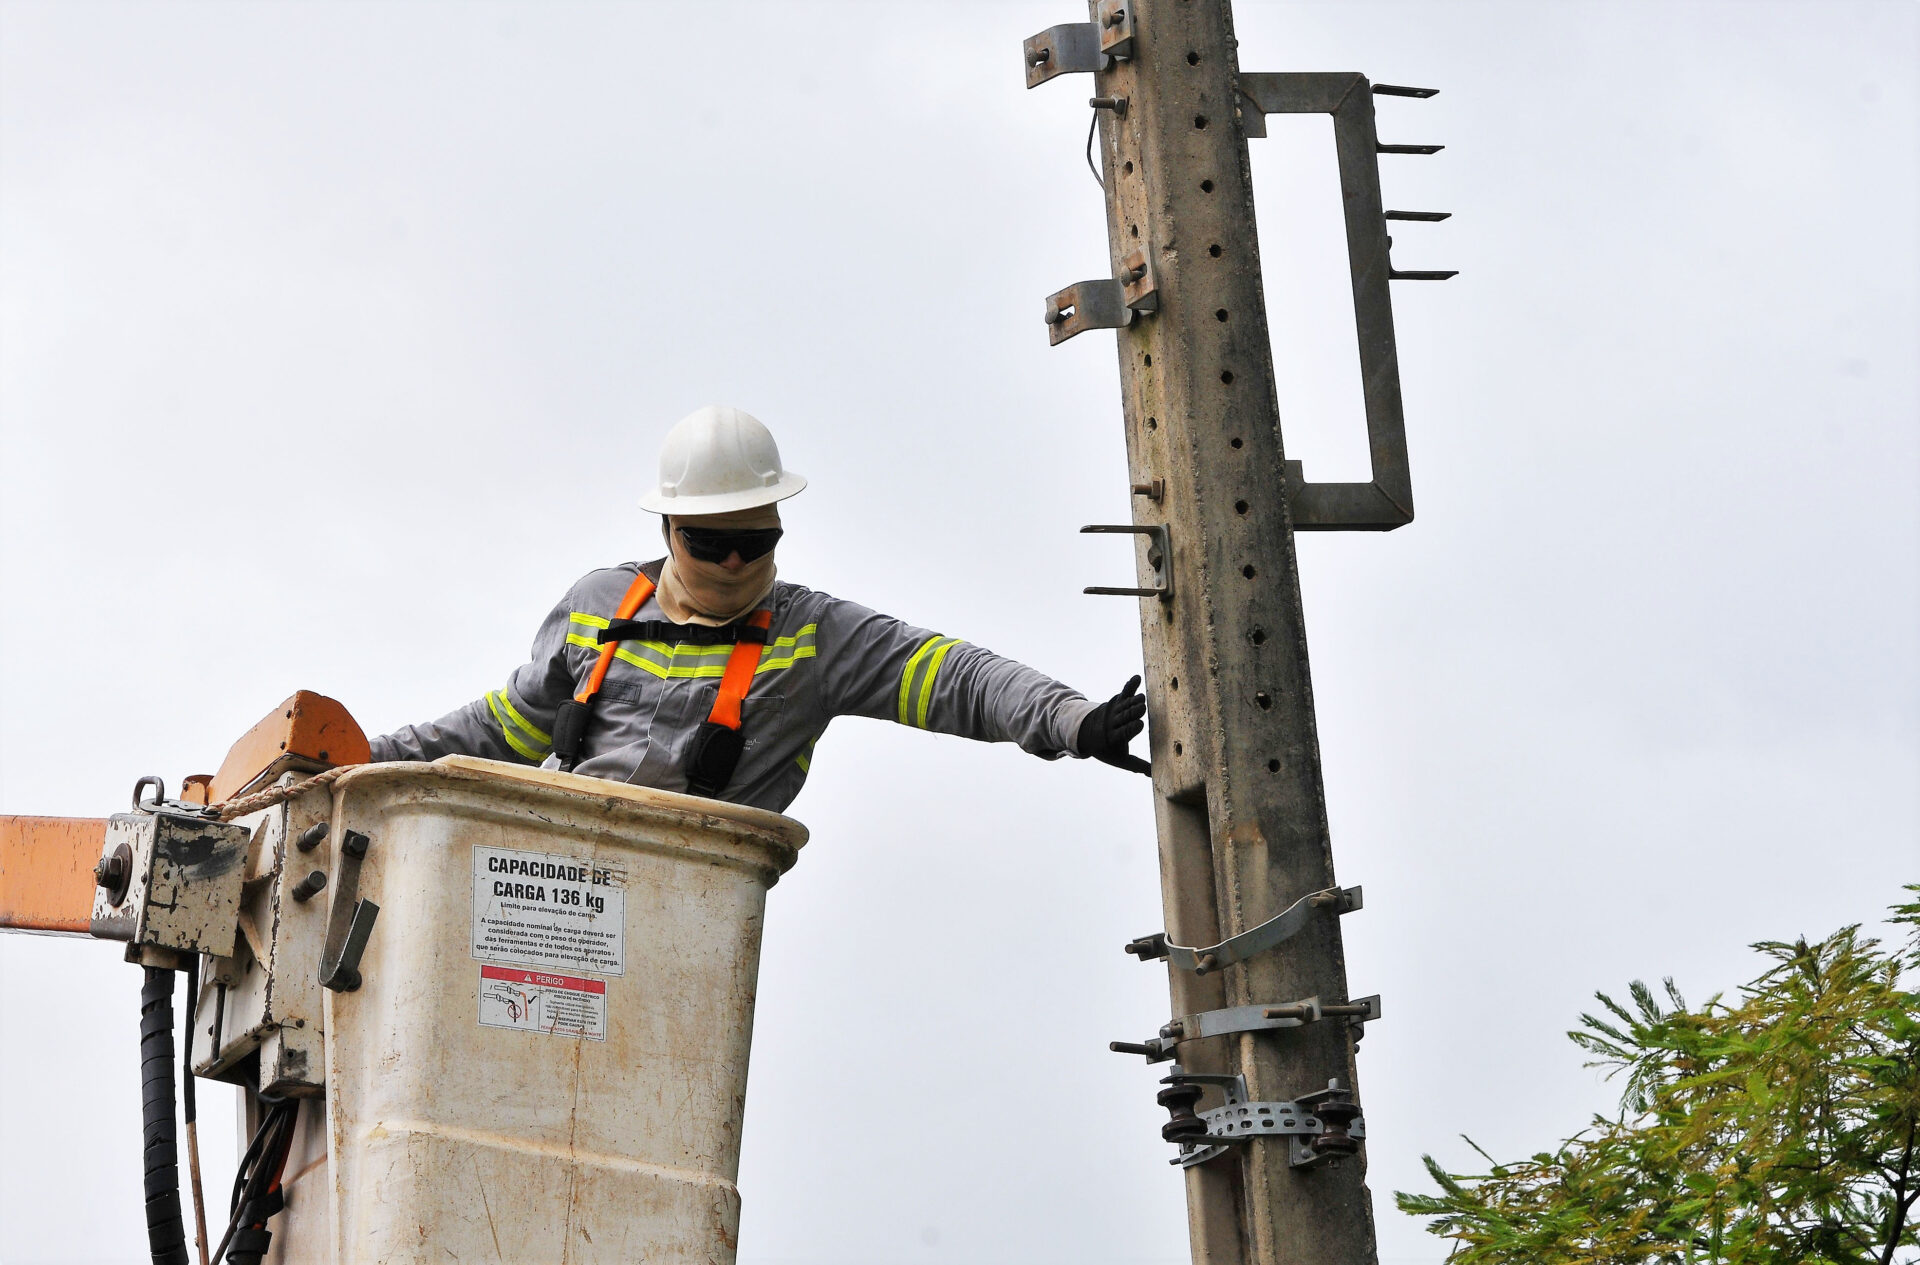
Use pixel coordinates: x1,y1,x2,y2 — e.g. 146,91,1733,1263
1082,523,1172,600
1045,250,1158,346
1236,71,1456,530
1124,884,1361,974
1021,2,1134,87
1110,993,1381,1063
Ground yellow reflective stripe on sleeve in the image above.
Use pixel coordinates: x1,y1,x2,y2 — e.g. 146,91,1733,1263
566,632,600,651
569,611,611,629
914,637,961,729
487,691,548,762
495,689,551,745
897,635,944,725
898,635,959,728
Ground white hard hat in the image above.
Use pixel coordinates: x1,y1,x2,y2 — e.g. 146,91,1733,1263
638,405,808,515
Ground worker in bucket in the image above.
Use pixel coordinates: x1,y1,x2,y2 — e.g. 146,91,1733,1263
370,405,1149,811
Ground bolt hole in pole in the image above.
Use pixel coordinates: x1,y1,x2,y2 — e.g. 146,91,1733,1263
1209,243,1222,257
1171,677,1179,691
1174,741,1184,756
1255,692,1273,710
1146,416,1158,431
1123,160,1134,174
1194,115,1208,129
1267,759,1280,772
1221,370,1234,384
1215,309,1230,322
1200,179,1214,192
1186,50,1199,64
1251,628,1266,645
1243,565,1257,579
1230,437,1243,449
1235,500,1249,515
1143,354,1152,367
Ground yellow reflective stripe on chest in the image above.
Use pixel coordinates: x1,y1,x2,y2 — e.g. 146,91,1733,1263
568,614,817,681
898,635,961,728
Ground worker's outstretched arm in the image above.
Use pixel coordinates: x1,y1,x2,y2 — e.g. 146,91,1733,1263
368,587,581,766
816,597,1101,759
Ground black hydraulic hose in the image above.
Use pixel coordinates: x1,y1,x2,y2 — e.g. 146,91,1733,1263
139,966,191,1265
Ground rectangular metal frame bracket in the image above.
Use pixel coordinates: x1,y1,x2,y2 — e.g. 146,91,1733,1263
1237,71,1449,530
1081,523,1171,599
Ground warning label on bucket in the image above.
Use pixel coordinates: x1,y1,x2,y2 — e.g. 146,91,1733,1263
478,965,607,1041
472,846,626,976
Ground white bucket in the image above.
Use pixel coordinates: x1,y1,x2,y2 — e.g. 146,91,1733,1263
273,756,804,1263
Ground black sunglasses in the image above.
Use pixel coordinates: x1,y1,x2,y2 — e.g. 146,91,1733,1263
676,525,784,564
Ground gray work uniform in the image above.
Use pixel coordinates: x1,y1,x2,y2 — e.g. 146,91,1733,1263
369,560,1098,813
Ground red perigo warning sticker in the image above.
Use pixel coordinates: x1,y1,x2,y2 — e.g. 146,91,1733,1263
478,965,607,1041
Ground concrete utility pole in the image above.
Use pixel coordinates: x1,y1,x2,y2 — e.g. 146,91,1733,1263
1023,2,1450,1263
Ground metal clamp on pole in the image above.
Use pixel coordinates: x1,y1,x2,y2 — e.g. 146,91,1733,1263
1021,1,1134,87
1111,994,1383,1063
1022,22,1104,87
1081,523,1172,600
1045,252,1156,346
1156,1067,1367,1170
1123,885,1361,974
1044,279,1129,344
319,829,379,993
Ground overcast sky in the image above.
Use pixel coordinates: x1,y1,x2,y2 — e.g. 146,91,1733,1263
1,3,1914,1263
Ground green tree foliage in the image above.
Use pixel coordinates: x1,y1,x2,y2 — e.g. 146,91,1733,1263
1396,890,1920,1263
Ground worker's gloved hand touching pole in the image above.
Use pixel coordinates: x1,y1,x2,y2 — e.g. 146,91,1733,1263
1077,675,1151,775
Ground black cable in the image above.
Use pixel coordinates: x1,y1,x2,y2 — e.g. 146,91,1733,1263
213,1100,297,1265
1086,109,1103,189
139,967,191,1265
180,960,197,1129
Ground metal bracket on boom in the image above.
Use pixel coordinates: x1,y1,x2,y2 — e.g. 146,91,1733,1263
1111,994,1382,1063
1158,1067,1366,1170
1124,884,1360,974
1081,522,1172,600
319,829,379,992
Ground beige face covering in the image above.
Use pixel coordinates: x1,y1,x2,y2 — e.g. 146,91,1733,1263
656,505,782,626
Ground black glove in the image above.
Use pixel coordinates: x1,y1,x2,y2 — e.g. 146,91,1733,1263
1077,675,1151,776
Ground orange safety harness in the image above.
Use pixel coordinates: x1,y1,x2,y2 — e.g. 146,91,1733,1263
547,568,773,798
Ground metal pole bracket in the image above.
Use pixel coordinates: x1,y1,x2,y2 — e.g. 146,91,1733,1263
1081,523,1172,599
1123,884,1360,973
1022,23,1104,88
1236,71,1457,529
1094,0,1136,60
1110,993,1383,1063
1045,278,1125,344
1159,1069,1367,1170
